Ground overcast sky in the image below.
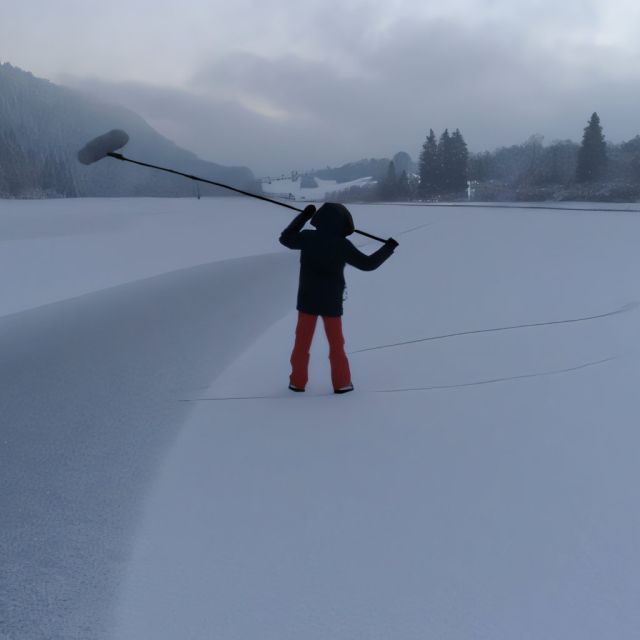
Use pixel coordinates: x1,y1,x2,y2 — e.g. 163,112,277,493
3,0,640,174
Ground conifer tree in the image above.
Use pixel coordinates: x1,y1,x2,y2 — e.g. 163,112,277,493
419,129,438,197
576,112,607,182
378,161,398,200
397,169,410,200
437,129,453,193
450,129,469,193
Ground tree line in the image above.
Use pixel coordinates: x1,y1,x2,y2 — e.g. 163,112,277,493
0,128,77,197
340,112,635,203
376,128,470,201
469,113,615,201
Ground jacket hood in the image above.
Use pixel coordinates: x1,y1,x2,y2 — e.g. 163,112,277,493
310,203,355,237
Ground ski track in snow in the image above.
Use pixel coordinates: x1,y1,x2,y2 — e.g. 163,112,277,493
0,251,296,640
370,355,618,393
349,301,637,354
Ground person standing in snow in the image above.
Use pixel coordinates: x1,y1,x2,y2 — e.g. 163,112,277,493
279,203,398,394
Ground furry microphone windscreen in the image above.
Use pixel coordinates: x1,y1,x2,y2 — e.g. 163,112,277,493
77,130,130,165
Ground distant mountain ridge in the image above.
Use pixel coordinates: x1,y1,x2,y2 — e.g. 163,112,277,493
0,62,257,198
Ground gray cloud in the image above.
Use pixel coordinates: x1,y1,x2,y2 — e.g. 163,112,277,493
62,10,640,175
64,76,354,176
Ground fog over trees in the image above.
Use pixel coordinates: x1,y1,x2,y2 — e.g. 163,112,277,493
0,63,256,198
2,62,640,203
468,113,640,202
334,112,640,203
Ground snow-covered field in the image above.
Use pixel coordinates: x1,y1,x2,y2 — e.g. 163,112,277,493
2,197,640,639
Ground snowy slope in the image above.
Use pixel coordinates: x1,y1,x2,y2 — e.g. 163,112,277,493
2,199,640,639
0,197,293,316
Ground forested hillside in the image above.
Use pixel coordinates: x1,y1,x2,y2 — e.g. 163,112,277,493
0,63,257,198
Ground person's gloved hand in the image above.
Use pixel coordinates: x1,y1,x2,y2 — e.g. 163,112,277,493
386,237,399,249
302,204,316,220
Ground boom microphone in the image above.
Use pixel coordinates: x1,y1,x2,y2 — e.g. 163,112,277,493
78,129,130,165
77,130,390,244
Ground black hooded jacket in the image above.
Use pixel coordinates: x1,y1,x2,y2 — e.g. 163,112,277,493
279,203,395,317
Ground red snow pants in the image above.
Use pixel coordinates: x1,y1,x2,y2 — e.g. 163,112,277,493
290,312,352,390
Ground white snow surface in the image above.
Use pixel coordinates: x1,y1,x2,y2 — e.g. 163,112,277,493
0,197,293,317
2,197,640,639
